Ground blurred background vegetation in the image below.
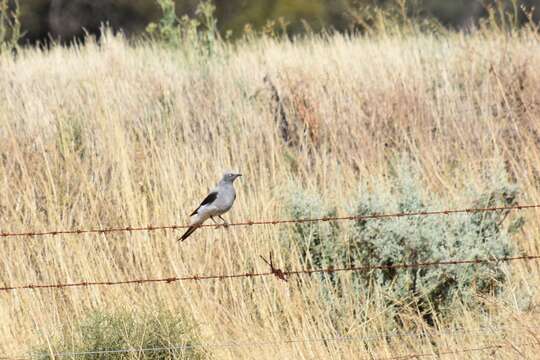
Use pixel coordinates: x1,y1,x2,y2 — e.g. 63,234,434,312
2,0,540,44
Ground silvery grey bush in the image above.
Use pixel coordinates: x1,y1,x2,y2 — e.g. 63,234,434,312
285,158,524,320
282,186,339,269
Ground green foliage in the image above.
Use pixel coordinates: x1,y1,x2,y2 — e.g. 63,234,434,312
348,0,539,34
10,0,540,43
146,0,219,56
349,159,522,316
285,158,524,321
37,308,205,360
0,0,23,53
348,0,446,35
282,186,340,268
480,0,526,32
146,0,180,45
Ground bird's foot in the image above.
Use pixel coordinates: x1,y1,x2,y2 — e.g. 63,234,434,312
218,216,229,228
211,217,221,228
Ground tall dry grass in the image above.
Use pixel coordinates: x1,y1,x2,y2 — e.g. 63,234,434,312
0,27,540,358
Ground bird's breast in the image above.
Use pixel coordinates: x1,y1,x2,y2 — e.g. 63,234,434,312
214,188,235,212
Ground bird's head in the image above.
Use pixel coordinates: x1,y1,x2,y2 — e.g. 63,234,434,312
222,172,242,183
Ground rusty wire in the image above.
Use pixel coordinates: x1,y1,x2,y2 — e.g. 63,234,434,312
266,254,540,282
0,203,538,239
0,254,538,293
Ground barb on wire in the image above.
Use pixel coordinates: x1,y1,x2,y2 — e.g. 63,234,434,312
0,203,538,239
284,255,540,278
0,254,538,293
260,252,287,282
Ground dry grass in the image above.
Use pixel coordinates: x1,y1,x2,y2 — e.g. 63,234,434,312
1,28,540,358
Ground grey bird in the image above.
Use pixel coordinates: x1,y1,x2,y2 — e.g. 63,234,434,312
178,172,242,242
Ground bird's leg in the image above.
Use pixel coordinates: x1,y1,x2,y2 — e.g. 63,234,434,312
210,217,220,228
218,215,229,228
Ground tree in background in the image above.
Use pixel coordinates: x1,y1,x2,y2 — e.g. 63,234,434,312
214,0,351,35
6,0,540,44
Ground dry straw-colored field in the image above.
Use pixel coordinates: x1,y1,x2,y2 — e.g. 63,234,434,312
1,27,540,358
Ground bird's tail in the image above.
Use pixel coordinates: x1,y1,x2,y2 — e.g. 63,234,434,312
178,226,198,242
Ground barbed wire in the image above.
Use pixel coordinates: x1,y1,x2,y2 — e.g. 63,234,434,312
11,324,539,359
1,254,538,293
0,203,538,239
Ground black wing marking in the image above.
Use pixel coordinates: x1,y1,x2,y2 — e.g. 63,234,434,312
190,191,218,216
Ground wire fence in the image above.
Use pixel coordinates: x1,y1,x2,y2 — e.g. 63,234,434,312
1,203,539,358
1,254,538,293
12,324,540,359
0,203,538,239
0,202,536,293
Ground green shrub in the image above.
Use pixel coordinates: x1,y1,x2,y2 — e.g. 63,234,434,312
348,0,446,36
38,308,206,360
284,158,524,321
282,185,340,269
349,159,523,318
146,0,219,56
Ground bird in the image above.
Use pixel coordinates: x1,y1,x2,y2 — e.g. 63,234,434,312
178,172,242,242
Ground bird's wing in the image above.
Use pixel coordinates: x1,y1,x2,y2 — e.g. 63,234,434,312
190,191,218,216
